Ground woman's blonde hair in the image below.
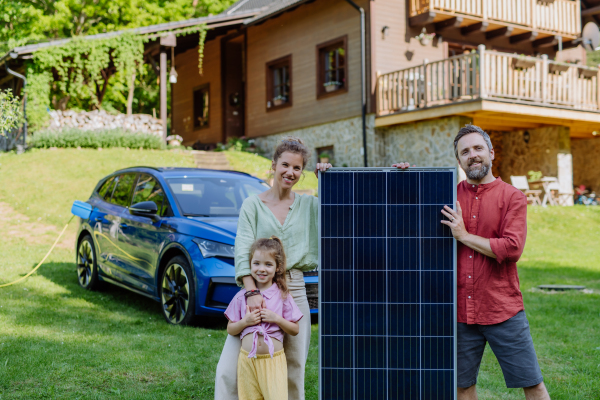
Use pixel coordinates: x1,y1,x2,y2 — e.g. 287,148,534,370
272,136,311,170
249,236,289,298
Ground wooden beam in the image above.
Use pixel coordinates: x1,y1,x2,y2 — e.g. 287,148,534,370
486,26,513,40
461,21,489,36
533,35,560,48
510,31,538,44
409,11,436,27
554,40,579,51
582,4,600,16
435,16,463,31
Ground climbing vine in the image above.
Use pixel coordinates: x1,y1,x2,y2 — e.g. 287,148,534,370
0,89,23,135
25,24,208,131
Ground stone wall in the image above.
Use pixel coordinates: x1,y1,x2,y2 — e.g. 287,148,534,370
375,116,472,170
572,138,600,191
498,126,570,182
253,115,377,169
48,110,163,136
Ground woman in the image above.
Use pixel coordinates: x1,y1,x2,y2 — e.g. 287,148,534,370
215,137,330,400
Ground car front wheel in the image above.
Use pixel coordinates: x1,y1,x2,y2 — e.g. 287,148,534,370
159,256,196,325
77,234,101,290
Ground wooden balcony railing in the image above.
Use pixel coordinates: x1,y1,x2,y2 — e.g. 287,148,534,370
377,46,600,116
411,0,581,37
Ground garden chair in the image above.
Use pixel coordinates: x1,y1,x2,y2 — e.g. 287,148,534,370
510,176,542,205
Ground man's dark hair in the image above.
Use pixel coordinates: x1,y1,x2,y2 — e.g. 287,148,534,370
453,124,493,159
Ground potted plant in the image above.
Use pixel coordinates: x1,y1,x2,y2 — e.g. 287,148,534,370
549,62,570,73
272,95,287,107
323,81,342,92
578,66,597,79
512,54,536,69
319,151,331,164
166,134,183,147
415,28,435,46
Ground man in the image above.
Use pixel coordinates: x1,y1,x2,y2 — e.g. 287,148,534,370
394,124,550,400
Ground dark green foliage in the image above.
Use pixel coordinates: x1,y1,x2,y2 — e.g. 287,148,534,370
30,128,166,150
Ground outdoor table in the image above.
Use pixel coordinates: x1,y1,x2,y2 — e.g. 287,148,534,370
530,177,560,206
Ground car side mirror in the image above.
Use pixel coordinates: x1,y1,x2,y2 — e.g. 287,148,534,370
129,201,158,217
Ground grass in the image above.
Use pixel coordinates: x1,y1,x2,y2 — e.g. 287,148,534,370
0,149,599,399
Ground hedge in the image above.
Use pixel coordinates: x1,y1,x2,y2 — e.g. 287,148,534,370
30,128,165,150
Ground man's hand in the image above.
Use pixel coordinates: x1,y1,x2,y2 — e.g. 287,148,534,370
259,309,281,325
314,163,332,177
242,305,261,327
246,293,266,312
441,201,469,242
391,162,415,169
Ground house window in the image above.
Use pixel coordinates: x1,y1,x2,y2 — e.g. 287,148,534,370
266,55,292,111
193,84,209,129
317,36,348,98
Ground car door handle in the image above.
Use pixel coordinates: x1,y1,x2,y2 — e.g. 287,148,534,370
119,223,128,229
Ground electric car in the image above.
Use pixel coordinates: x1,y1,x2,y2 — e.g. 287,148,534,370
74,166,318,325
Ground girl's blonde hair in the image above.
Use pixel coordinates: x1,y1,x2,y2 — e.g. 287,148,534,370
249,236,289,298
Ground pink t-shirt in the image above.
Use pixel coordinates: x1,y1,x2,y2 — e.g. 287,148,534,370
225,283,304,358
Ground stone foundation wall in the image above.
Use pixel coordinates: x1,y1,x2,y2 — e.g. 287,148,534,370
48,110,163,136
498,126,570,182
253,115,377,169
572,138,600,191
375,116,472,169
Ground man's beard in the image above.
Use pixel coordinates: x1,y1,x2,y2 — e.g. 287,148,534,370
465,157,492,181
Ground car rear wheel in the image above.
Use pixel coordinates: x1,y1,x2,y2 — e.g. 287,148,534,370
159,256,196,325
77,235,101,290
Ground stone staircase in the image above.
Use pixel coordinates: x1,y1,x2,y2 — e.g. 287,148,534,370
193,151,230,170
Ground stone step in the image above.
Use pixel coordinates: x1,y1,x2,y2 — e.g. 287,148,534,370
192,150,230,170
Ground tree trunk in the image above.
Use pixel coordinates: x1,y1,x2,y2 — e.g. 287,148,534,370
127,71,136,115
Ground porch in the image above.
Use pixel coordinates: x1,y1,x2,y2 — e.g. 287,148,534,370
376,46,600,138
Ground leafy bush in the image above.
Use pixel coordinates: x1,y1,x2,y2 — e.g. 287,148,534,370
215,136,257,152
30,128,165,149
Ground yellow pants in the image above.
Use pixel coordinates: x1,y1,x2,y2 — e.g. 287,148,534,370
237,348,288,400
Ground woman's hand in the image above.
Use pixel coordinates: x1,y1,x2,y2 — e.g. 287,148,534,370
259,308,281,325
246,293,266,312
391,162,415,169
243,305,262,327
314,163,332,178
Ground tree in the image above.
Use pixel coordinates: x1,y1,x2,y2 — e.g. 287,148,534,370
0,89,23,135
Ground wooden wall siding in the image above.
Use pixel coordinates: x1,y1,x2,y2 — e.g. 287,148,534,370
373,0,446,76
245,0,369,139
172,38,222,146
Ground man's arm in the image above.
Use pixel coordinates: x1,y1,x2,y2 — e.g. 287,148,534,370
441,201,497,258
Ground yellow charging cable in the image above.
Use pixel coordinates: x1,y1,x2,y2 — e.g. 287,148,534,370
0,216,74,288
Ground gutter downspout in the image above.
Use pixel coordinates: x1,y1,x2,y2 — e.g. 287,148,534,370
5,56,28,150
345,0,367,167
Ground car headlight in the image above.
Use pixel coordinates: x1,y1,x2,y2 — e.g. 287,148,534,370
193,239,235,258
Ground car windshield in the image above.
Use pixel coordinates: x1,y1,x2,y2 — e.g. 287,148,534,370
166,176,269,217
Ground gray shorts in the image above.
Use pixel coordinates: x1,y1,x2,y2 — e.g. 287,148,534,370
457,310,544,389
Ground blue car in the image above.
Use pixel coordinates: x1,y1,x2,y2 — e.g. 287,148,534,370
75,166,318,325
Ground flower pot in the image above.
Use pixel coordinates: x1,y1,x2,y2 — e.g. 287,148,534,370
512,58,536,69
419,38,430,46
324,84,340,93
578,67,597,79
273,98,285,107
168,139,181,147
320,157,330,164
549,63,570,73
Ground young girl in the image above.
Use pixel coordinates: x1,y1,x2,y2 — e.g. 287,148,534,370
225,236,304,400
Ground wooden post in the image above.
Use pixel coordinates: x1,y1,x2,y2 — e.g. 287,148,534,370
160,50,167,141
597,65,600,111
478,44,486,98
422,60,428,108
541,54,548,104
482,0,487,21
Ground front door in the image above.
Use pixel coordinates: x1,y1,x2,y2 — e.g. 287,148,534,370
222,34,245,141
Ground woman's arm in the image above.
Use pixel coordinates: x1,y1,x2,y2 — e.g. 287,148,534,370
259,309,300,336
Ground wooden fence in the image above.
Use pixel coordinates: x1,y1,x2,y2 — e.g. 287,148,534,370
377,46,600,115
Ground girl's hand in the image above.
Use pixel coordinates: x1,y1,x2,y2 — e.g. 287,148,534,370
243,305,261,327
391,162,415,169
259,309,281,324
314,163,332,178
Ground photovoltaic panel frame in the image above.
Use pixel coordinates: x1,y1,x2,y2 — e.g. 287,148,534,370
318,167,457,400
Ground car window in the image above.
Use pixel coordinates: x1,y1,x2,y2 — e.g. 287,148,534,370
110,173,136,207
98,176,116,200
132,174,168,216
166,176,268,217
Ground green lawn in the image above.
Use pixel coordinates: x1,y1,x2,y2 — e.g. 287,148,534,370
0,149,599,399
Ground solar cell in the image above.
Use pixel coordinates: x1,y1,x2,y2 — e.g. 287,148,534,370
319,168,457,400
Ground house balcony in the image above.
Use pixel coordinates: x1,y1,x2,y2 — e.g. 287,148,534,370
376,46,600,138
410,0,581,44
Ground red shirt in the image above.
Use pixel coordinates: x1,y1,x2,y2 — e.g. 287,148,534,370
457,177,528,325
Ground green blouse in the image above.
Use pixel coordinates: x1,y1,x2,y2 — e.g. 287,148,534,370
234,194,319,286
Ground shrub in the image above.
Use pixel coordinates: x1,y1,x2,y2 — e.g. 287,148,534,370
30,128,165,150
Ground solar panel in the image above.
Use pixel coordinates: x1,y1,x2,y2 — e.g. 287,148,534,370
318,167,457,400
